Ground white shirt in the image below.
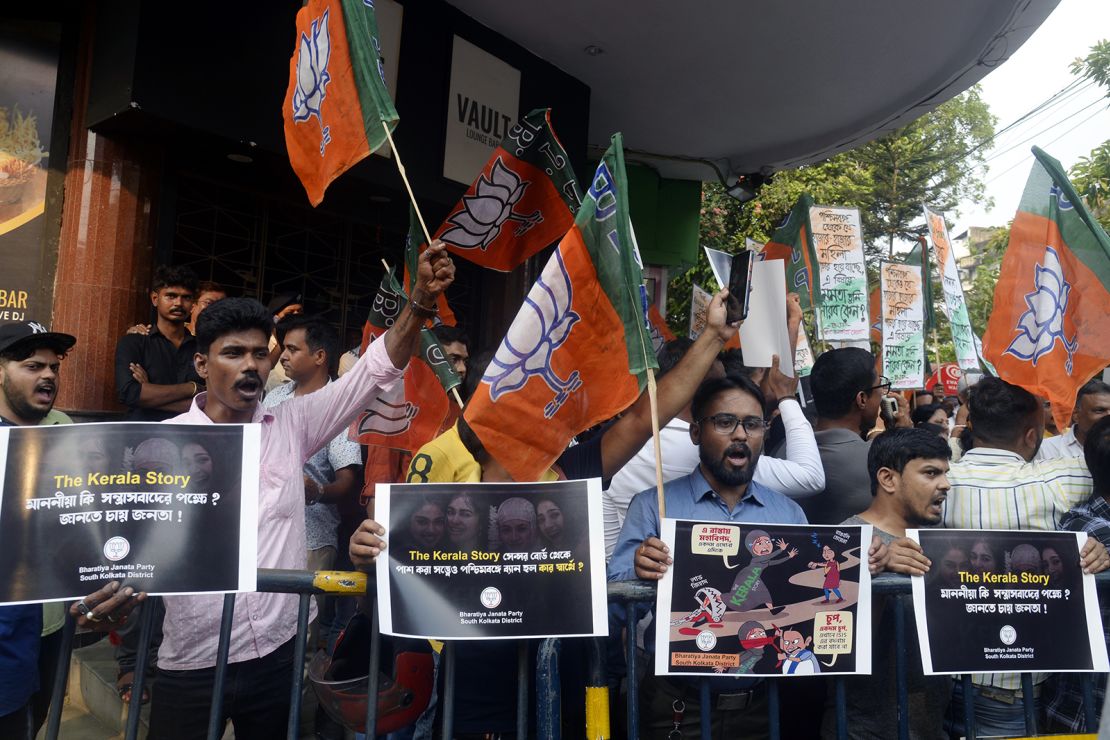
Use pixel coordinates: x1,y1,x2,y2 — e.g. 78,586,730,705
602,399,824,558
1035,426,1083,461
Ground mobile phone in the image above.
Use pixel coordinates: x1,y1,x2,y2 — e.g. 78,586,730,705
725,251,753,323
881,396,898,418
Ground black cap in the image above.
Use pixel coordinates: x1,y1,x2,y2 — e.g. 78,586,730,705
266,293,303,315
0,321,77,355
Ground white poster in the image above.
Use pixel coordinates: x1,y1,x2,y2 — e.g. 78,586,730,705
739,260,794,376
923,206,980,372
443,36,521,184
810,206,869,341
703,246,732,290
880,261,926,390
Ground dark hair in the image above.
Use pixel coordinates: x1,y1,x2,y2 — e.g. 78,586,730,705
912,403,946,427
0,342,70,363
967,377,1041,448
1085,416,1110,496
196,280,226,297
1078,379,1110,405
691,375,767,422
809,347,877,419
194,297,273,354
914,390,933,401
463,350,493,404
720,348,749,379
431,325,470,349
867,427,951,495
919,422,948,439
151,265,198,294
280,315,340,378
657,338,694,378
456,414,490,465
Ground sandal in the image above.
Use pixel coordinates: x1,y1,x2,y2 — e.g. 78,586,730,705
116,671,151,705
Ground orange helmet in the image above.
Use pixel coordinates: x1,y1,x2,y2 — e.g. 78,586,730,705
308,613,434,734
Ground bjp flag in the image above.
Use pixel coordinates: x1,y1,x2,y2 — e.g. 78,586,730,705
464,133,657,481
433,109,581,272
283,0,398,206
983,146,1110,431
763,193,820,310
647,303,676,354
401,207,457,326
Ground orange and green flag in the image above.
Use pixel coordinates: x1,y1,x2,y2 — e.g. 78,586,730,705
434,109,581,272
647,303,676,354
464,133,657,481
283,0,398,206
762,193,820,310
983,146,1110,431
402,207,457,326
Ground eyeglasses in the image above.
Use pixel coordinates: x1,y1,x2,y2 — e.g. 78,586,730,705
697,414,769,436
870,376,892,394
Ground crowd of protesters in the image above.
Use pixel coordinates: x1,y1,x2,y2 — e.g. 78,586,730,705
2,246,1110,740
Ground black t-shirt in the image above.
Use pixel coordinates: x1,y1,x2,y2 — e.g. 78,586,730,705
114,328,201,421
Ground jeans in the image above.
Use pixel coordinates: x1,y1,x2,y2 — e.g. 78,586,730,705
0,705,32,740
945,681,1033,738
148,638,294,740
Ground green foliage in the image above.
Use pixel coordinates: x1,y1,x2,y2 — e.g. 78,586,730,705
1069,41,1110,233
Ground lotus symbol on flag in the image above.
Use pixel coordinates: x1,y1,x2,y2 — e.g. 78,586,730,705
486,248,582,417
1004,246,1078,373
357,389,417,437
440,158,542,251
291,9,333,156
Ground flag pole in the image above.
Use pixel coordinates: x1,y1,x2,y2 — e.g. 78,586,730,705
381,123,433,244
646,367,666,518
381,258,465,409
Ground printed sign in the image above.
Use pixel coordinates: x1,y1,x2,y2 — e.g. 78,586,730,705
655,521,872,677
811,206,869,341
923,206,980,372
908,528,1109,674
376,479,607,639
689,284,712,340
443,36,521,184
0,423,260,604
880,261,926,390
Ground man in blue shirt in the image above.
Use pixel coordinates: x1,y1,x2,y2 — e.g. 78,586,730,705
609,374,807,738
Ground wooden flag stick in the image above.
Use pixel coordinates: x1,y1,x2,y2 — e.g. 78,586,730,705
383,257,464,409
646,367,666,518
381,122,433,244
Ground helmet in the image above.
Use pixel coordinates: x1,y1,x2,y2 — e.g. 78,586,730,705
308,612,434,734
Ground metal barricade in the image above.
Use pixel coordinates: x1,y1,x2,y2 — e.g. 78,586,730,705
41,570,1110,739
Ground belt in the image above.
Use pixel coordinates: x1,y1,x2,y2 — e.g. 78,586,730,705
656,676,763,711
976,684,1042,705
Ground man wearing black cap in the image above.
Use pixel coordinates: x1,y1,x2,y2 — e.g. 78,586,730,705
114,265,204,421
0,320,76,738
264,293,303,392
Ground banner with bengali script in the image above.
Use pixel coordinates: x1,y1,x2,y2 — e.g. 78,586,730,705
811,206,869,342
880,261,926,390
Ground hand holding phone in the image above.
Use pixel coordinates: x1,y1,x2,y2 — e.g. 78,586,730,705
725,251,753,324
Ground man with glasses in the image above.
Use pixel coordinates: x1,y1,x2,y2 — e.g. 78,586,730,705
609,374,806,738
776,347,900,525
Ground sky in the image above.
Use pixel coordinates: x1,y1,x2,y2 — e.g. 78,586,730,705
949,0,1110,249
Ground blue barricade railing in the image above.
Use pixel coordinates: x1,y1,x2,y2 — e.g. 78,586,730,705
42,570,1110,739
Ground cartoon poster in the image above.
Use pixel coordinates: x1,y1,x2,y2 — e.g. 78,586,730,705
880,260,926,390
908,529,1109,674
376,479,607,639
655,520,872,677
0,423,260,604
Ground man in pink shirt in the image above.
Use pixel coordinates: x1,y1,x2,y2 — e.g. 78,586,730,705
72,243,454,739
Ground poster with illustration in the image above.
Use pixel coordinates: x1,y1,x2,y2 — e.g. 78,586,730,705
655,520,872,677
0,423,260,604
909,528,1108,674
376,479,607,639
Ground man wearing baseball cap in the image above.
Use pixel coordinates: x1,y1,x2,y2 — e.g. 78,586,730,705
0,320,76,738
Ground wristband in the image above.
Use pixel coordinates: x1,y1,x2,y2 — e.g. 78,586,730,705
409,299,437,319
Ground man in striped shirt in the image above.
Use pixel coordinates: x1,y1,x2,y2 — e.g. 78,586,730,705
941,377,1109,737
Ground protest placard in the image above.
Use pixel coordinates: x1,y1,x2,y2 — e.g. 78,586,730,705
376,479,607,639
738,259,794,376
655,521,872,677
908,528,1108,674
811,205,869,342
689,284,712,340
923,206,981,372
703,246,732,290
880,260,926,390
0,423,260,604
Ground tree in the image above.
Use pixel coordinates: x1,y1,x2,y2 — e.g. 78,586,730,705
668,89,996,333
1069,40,1110,232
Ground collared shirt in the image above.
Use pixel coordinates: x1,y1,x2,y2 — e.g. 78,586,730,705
943,446,1092,690
158,338,404,671
604,400,825,558
1036,426,1083,461
1046,493,1110,731
114,325,202,421
263,380,362,551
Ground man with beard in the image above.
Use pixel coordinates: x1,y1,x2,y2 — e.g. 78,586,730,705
114,265,203,421
773,347,901,525
81,243,454,739
0,320,76,738
608,374,806,738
